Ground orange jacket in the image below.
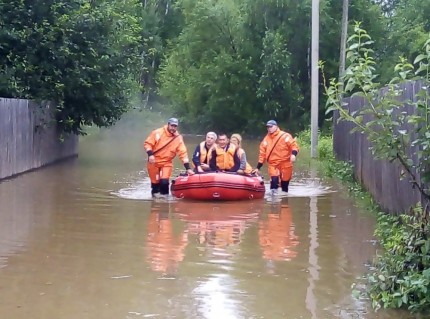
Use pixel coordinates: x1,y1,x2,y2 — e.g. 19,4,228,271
258,127,299,166
144,125,190,166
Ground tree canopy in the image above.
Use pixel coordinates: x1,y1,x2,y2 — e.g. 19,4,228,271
0,0,143,134
0,0,428,135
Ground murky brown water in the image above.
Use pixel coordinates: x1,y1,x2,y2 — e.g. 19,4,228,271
0,117,419,319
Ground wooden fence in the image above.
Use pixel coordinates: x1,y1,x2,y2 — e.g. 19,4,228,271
333,80,426,215
0,98,78,180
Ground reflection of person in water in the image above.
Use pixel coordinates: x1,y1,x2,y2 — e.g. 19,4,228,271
146,203,188,274
258,203,299,261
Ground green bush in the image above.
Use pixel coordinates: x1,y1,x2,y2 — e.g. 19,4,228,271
368,207,430,313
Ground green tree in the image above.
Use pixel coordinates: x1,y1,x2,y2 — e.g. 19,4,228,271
0,0,143,134
139,0,184,108
374,0,430,84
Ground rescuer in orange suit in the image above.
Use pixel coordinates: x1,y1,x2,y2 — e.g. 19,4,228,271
144,118,194,197
252,120,299,195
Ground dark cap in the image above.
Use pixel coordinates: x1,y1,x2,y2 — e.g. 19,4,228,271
168,117,179,125
266,120,277,126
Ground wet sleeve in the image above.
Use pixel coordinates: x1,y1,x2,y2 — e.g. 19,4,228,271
257,140,267,164
240,152,247,170
143,130,157,154
192,145,201,167
209,149,217,171
177,137,190,164
229,149,240,172
289,136,299,155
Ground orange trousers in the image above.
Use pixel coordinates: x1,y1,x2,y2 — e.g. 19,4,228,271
268,161,293,182
147,162,173,184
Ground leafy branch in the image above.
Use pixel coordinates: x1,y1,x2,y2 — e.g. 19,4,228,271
321,22,430,208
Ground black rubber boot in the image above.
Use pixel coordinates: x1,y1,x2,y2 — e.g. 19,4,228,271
151,183,160,196
281,181,289,193
160,179,170,195
270,176,280,190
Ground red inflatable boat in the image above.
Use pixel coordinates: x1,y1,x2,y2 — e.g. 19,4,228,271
171,172,265,201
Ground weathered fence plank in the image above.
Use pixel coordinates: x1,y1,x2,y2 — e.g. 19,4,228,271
0,98,78,180
333,80,426,214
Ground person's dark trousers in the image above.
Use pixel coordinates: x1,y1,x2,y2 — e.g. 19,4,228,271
270,176,280,190
160,178,170,195
281,181,289,192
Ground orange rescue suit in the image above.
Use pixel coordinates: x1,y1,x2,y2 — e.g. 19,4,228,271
144,125,190,183
258,127,299,181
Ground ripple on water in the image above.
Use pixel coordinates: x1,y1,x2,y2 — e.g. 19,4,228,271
113,176,335,202
112,177,154,201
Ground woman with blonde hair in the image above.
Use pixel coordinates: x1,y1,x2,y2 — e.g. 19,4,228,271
230,133,254,175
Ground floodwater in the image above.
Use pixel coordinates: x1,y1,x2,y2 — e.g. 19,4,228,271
0,115,419,319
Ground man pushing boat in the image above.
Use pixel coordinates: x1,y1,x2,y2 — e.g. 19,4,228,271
143,118,194,198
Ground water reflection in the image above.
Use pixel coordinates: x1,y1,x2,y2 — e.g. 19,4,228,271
174,201,261,248
145,200,265,275
306,196,320,319
259,202,299,262
0,123,421,319
146,202,188,275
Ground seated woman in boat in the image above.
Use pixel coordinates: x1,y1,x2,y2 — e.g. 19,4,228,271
192,131,217,173
209,133,240,172
230,133,254,175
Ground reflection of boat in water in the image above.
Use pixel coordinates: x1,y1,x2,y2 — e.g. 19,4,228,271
171,172,265,201
173,201,263,247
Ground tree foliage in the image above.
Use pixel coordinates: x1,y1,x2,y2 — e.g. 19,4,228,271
158,0,308,134
0,0,143,134
324,23,430,203
322,22,430,312
1,0,428,136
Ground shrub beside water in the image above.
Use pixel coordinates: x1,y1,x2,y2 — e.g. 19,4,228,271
300,130,430,314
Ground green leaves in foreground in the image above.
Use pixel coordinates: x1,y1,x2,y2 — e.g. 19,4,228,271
322,22,430,313
322,22,430,206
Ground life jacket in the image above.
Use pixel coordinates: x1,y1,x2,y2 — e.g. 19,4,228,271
214,143,237,170
199,141,211,164
237,148,253,174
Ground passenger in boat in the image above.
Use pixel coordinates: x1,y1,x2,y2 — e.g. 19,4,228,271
143,117,195,197
192,131,217,173
252,120,299,194
209,133,240,172
229,133,253,175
